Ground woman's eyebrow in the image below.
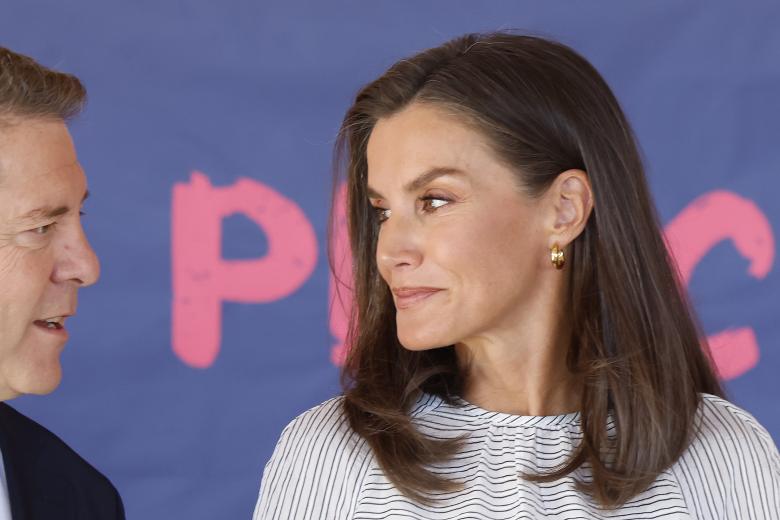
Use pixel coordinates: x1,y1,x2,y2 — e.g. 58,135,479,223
367,167,465,199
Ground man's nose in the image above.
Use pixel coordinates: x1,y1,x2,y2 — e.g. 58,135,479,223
52,225,101,287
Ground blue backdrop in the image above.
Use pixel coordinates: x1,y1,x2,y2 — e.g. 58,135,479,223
1,1,778,518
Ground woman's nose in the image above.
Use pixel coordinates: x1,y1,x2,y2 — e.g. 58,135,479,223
376,212,423,274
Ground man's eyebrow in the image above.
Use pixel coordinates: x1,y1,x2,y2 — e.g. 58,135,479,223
17,190,90,222
367,167,465,199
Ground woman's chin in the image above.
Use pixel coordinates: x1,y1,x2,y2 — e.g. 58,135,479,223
397,328,453,352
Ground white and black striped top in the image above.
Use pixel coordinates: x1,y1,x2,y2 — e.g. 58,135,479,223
253,393,780,519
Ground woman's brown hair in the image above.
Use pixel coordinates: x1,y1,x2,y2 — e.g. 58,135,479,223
331,32,724,509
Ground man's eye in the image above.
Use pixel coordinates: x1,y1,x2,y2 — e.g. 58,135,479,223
31,222,57,235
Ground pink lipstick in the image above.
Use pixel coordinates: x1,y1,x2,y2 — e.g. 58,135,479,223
392,287,443,310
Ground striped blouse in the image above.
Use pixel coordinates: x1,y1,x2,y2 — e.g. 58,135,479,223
253,393,780,519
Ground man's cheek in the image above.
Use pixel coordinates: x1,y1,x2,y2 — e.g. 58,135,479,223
0,247,51,286
13,231,54,250
0,247,26,279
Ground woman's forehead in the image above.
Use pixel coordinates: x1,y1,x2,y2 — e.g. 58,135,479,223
366,105,500,192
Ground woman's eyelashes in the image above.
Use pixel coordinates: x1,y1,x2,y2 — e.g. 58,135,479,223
420,195,451,213
371,194,453,224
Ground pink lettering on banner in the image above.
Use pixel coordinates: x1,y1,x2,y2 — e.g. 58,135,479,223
665,190,775,380
329,183,352,366
171,171,317,368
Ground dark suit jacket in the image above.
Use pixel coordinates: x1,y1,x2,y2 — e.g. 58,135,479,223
0,403,125,520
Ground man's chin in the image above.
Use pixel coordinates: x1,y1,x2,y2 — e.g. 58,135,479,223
5,367,63,398
27,370,63,395
26,379,62,396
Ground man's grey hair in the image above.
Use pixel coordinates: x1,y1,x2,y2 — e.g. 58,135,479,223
0,47,86,124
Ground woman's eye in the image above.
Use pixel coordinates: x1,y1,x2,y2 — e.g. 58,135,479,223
420,196,450,212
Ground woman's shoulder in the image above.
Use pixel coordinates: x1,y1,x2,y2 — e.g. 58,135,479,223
253,396,372,519
671,393,780,518
271,395,371,471
688,393,779,467
693,393,778,453
280,395,352,439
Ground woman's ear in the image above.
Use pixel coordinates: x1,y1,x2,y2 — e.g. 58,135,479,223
547,169,594,248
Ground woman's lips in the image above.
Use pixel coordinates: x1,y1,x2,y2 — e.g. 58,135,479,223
392,288,443,310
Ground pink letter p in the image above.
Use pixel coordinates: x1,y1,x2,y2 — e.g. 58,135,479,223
172,171,317,368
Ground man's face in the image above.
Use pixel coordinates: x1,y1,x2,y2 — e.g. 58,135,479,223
0,118,99,399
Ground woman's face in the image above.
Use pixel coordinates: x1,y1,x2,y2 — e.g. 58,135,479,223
367,103,549,351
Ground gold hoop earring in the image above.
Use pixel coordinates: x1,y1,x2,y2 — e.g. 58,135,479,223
550,243,565,270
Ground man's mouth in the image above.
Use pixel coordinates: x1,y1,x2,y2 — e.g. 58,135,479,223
33,316,66,330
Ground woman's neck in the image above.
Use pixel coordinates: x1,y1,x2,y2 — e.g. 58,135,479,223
454,303,581,416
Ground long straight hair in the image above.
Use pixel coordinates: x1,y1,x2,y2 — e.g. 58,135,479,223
330,33,724,509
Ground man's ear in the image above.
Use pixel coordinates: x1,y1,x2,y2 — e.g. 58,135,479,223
546,169,594,248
